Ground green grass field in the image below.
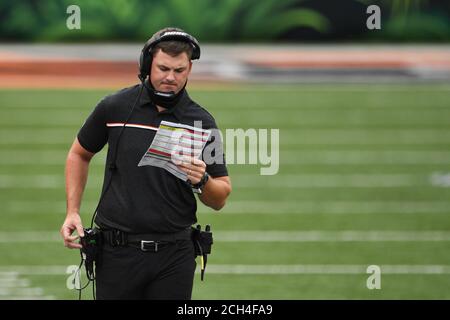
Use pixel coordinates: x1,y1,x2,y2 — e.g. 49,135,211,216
1,83,450,299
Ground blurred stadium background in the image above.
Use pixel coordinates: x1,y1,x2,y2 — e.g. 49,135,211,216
0,0,449,299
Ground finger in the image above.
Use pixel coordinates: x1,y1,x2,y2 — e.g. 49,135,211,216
185,157,205,168
65,241,82,249
191,158,206,167
187,172,203,184
179,163,205,175
76,224,85,238
177,162,191,170
171,156,183,165
181,156,194,163
176,164,188,175
192,169,204,177
180,160,194,169
192,169,205,178
183,165,204,176
177,163,195,174
66,234,80,242
180,156,200,167
61,225,73,238
178,164,204,183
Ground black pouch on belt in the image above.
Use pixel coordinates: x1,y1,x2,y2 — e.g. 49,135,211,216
191,224,213,255
80,227,102,280
191,224,213,280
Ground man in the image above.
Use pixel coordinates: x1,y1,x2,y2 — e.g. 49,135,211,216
60,27,231,299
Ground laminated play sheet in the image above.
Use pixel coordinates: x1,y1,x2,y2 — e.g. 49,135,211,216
138,121,211,181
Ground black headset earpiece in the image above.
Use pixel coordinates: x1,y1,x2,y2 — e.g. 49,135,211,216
138,29,201,82
138,49,147,82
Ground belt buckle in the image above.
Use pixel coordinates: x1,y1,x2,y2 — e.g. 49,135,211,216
140,240,158,252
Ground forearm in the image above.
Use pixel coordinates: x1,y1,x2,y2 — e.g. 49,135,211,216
199,177,231,211
65,152,90,216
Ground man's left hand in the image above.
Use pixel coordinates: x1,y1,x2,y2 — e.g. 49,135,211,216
175,157,206,185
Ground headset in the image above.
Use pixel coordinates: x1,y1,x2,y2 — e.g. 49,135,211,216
138,28,201,82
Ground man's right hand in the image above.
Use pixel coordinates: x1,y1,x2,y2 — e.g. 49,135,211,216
60,214,85,249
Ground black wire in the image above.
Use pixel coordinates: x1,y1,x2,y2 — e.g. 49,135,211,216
78,80,145,300
90,81,145,228
77,255,83,300
92,278,96,300
76,251,91,300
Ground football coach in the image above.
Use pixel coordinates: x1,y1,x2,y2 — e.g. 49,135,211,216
60,27,231,299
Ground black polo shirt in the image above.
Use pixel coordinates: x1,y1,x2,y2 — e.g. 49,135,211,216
77,83,228,233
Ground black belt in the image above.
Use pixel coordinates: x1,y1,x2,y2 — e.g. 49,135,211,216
101,228,192,252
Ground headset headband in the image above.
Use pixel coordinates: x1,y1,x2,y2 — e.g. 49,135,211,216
138,29,200,81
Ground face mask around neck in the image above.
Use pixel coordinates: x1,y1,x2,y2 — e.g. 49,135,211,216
144,80,186,110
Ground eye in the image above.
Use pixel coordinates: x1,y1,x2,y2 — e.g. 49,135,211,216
175,68,184,73
159,66,169,71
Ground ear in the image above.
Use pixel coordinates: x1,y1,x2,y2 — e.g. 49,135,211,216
188,60,193,74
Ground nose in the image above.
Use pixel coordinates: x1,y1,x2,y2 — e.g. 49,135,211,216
165,71,175,82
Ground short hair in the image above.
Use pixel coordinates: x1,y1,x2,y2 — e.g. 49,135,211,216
152,40,193,59
150,27,193,59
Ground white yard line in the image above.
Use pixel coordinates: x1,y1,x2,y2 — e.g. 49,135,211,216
1,230,450,243
0,287,43,296
234,174,422,188
2,129,450,146
206,264,450,275
1,264,450,275
0,150,106,165
2,150,450,166
0,173,434,188
0,278,30,287
0,174,101,188
0,272,54,299
1,296,55,300
244,132,448,146
3,112,450,126
5,200,450,215
0,272,18,279
280,150,450,164
215,231,450,242
200,200,450,214
0,267,67,275
0,231,61,242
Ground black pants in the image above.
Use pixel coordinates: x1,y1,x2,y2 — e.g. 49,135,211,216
95,239,196,300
